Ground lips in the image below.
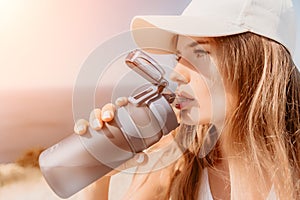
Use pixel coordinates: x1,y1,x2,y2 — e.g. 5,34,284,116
174,91,195,109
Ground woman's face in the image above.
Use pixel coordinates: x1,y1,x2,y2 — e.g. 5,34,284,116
170,35,226,125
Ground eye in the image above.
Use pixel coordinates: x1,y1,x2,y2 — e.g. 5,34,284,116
194,49,209,58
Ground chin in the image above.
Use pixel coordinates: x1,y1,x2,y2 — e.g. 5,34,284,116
180,108,210,125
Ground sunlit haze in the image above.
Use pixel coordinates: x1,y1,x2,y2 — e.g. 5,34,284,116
0,0,299,164
0,0,190,89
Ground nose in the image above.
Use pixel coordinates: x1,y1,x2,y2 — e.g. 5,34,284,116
169,62,190,84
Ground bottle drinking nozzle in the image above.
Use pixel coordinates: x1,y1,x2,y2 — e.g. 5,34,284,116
38,49,179,198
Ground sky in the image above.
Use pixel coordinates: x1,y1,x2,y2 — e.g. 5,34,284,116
0,0,299,89
0,0,190,89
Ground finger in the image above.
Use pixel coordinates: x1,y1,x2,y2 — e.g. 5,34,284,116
119,152,149,170
115,97,128,107
74,119,89,135
133,152,148,165
89,108,103,130
121,152,149,169
106,152,149,176
101,103,116,122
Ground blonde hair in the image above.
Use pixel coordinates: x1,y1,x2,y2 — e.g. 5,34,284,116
167,32,300,200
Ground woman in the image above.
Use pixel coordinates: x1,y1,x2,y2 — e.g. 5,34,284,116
76,0,300,199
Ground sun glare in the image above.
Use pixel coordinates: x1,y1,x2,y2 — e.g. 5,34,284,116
0,0,25,26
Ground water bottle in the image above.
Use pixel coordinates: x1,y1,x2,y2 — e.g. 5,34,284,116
38,49,179,198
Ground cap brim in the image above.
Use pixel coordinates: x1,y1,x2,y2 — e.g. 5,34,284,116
131,15,248,54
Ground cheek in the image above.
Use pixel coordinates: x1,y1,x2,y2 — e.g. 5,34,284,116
186,76,213,124
192,76,212,109
181,55,227,126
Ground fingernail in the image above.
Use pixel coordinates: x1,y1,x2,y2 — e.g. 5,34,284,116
76,125,85,135
91,119,102,129
116,97,128,106
134,154,145,164
102,111,112,120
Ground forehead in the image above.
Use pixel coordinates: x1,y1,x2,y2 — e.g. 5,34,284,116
176,35,211,51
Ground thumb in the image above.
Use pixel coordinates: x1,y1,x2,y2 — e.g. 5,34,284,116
106,152,148,176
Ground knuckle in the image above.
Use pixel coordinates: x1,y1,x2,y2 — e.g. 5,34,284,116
103,103,116,112
115,97,128,107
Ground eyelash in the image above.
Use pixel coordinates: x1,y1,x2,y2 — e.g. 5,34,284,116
175,54,181,62
175,49,209,62
194,49,209,58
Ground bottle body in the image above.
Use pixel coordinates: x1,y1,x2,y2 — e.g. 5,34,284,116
39,94,178,198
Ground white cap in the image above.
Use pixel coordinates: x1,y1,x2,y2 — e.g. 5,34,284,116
131,0,298,64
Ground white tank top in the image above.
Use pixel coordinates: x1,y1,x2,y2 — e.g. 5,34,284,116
198,168,277,200
198,168,214,200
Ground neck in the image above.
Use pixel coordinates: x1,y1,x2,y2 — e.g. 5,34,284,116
207,158,231,200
